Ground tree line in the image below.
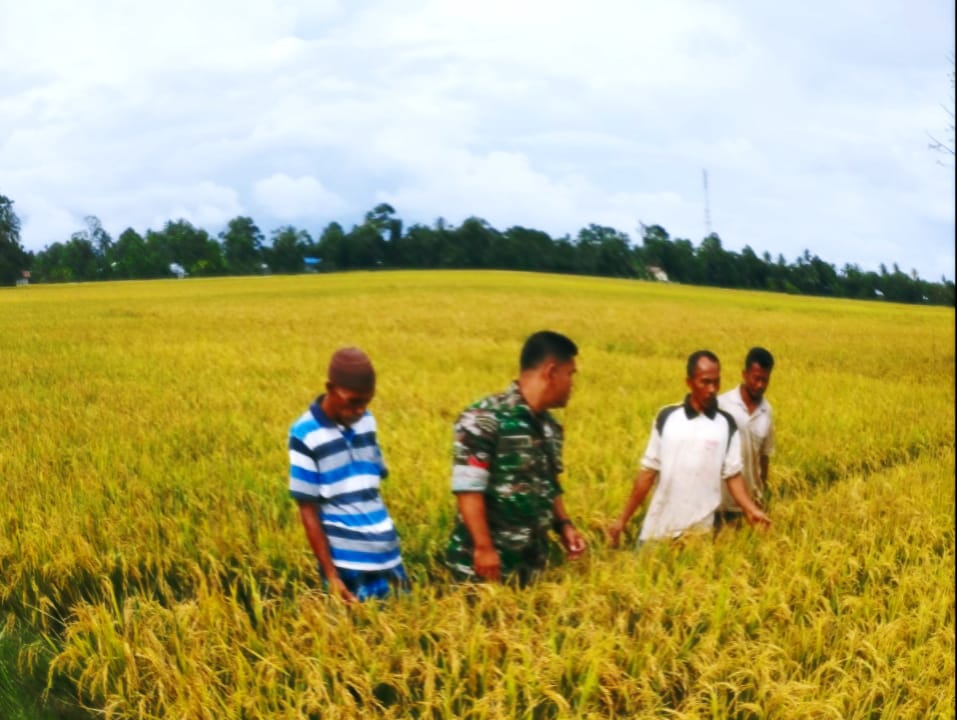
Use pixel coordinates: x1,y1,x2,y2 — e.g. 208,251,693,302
0,194,953,306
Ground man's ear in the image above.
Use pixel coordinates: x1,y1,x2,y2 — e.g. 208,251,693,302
542,359,558,381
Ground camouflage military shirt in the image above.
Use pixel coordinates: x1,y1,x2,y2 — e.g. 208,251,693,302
444,382,564,582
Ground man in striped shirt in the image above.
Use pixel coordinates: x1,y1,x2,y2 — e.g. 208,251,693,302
289,347,407,602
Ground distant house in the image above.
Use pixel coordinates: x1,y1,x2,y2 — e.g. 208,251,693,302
303,257,321,272
646,265,669,282
16,270,30,287
169,263,187,279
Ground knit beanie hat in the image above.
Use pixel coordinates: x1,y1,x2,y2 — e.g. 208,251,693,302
327,347,375,392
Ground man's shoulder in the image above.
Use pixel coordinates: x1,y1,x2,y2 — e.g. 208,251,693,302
455,396,503,439
468,386,514,411
540,409,563,434
290,407,320,439
716,407,738,434
654,402,685,434
718,386,748,413
718,386,740,404
352,412,378,432
459,387,519,425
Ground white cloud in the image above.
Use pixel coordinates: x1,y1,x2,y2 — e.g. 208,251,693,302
253,173,346,220
0,0,953,280
146,181,245,230
15,195,80,250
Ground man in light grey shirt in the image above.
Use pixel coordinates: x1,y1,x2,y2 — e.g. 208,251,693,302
716,347,775,528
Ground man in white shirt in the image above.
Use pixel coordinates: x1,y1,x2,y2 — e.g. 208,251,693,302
715,347,775,528
606,350,770,546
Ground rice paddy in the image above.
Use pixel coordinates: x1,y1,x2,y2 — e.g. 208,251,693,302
1,270,953,719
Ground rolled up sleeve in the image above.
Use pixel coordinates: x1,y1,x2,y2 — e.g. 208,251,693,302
451,408,497,493
721,427,744,480
640,421,662,472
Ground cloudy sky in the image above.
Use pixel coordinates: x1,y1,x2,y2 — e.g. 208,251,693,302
2,0,954,280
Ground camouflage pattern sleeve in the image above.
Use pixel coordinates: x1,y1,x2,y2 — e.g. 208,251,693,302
451,408,499,493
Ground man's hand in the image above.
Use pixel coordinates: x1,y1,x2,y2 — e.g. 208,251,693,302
473,545,502,581
328,576,358,604
560,524,586,560
605,519,626,548
745,507,771,529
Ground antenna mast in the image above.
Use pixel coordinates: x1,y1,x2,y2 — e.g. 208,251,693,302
702,168,712,235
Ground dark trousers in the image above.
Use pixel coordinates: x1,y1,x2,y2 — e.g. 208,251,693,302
714,510,744,530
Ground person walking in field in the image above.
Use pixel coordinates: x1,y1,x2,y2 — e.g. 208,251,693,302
288,347,408,602
715,347,776,529
606,350,770,547
445,330,587,585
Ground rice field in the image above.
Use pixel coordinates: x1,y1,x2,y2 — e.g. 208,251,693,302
1,270,953,719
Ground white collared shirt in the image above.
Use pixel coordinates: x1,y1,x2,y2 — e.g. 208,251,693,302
638,397,743,541
717,386,774,511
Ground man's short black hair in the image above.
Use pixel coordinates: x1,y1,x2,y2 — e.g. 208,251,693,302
686,349,719,379
520,331,578,371
745,346,775,371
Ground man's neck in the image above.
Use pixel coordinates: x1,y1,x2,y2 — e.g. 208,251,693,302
738,384,760,414
517,377,547,415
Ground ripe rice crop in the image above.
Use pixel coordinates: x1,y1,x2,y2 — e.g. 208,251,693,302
1,270,953,719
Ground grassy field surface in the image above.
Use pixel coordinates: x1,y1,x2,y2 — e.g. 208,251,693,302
1,271,953,718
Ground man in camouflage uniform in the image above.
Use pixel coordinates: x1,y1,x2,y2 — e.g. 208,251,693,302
445,331,587,585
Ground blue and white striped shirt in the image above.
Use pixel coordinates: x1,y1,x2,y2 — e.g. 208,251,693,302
289,401,403,573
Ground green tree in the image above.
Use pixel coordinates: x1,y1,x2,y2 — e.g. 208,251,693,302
739,245,769,289
266,226,313,273
32,243,72,282
147,220,225,277
431,217,463,268
69,216,114,278
574,224,634,277
343,224,386,268
697,233,738,287
390,223,440,268
453,217,499,268
637,224,673,277
32,236,97,282
220,216,264,274
112,227,162,279
838,263,877,300
0,194,29,285
315,221,347,271
639,225,700,284
500,226,555,271
364,203,402,247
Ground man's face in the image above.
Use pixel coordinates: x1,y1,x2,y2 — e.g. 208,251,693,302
741,362,772,404
325,383,375,426
546,358,577,409
686,356,720,413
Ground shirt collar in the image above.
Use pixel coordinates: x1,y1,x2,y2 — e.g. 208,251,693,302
734,385,769,413
310,397,363,438
309,396,336,427
683,394,718,420
506,381,552,424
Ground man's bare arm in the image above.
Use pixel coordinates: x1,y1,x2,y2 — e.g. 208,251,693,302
726,474,771,528
606,468,657,547
297,501,357,602
455,492,501,581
